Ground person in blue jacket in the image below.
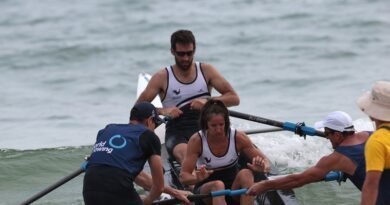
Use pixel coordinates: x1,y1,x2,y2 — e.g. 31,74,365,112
83,102,189,205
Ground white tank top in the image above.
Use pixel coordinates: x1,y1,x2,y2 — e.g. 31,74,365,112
162,62,210,108
196,128,239,170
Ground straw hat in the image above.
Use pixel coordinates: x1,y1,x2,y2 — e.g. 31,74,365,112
357,81,390,121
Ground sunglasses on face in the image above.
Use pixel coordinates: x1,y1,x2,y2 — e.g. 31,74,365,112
324,130,333,138
174,50,194,57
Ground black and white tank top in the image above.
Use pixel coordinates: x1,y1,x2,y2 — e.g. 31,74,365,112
162,62,210,108
196,128,239,170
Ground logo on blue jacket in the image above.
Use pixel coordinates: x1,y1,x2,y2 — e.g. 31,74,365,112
109,135,127,149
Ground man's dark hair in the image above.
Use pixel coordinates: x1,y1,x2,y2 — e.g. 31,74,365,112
327,128,355,138
199,99,230,136
171,30,196,50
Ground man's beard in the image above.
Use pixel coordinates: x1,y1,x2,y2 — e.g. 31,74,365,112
175,57,193,71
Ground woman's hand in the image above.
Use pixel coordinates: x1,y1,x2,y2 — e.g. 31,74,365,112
247,156,271,173
195,165,213,182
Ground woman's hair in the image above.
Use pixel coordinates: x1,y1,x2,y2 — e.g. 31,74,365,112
199,99,230,135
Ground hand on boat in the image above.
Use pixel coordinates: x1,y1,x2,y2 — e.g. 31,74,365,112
247,156,271,173
247,181,267,196
195,165,214,182
172,189,192,205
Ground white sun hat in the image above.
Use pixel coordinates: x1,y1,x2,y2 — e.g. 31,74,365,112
357,81,390,122
315,111,355,132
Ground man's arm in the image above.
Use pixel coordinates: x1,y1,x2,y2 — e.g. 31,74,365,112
203,63,240,107
137,70,165,103
247,154,339,195
142,155,164,205
135,171,190,204
361,171,381,205
137,70,183,118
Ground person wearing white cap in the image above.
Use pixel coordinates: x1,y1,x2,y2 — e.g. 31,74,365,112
248,111,372,196
357,81,390,205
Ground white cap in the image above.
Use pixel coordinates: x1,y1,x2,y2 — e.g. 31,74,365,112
314,111,355,132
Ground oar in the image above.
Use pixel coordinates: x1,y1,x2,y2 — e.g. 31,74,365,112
20,161,87,205
323,171,345,183
244,128,284,134
152,188,247,205
268,171,344,183
229,110,326,138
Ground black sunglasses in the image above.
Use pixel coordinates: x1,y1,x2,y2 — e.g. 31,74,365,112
175,50,194,57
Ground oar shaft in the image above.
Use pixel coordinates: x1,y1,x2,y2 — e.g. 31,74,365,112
244,128,284,134
268,171,343,182
230,110,284,128
229,110,326,138
20,168,85,205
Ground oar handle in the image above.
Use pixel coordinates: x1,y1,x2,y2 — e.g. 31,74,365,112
324,171,344,182
211,188,248,197
283,122,326,138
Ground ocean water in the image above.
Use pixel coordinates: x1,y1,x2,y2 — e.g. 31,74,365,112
1,0,390,204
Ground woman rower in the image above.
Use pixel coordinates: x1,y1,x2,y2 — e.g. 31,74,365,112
179,99,271,205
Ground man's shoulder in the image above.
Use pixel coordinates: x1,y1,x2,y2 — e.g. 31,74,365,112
149,68,168,85
152,68,168,77
198,62,214,71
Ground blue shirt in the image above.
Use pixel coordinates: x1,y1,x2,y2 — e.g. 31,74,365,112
87,123,161,179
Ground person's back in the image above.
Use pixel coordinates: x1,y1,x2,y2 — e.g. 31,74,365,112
88,124,150,175
334,131,371,190
83,102,164,205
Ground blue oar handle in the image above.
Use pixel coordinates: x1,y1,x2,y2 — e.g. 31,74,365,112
80,161,88,171
283,122,326,138
211,188,248,197
324,171,345,183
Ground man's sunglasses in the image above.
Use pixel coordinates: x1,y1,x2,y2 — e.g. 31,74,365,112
175,50,194,57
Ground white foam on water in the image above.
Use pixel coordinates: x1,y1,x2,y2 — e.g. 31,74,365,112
235,117,374,170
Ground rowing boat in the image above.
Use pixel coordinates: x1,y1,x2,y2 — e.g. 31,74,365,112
137,73,299,205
